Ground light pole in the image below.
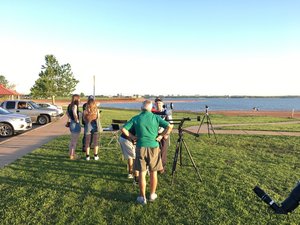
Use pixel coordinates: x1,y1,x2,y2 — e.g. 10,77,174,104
93,75,95,98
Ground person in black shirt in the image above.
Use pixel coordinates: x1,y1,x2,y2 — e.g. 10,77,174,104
153,97,173,173
82,95,94,152
66,94,81,160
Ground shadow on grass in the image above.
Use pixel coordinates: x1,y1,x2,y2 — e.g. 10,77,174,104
0,175,134,204
9,152,126,179
0,144,136,204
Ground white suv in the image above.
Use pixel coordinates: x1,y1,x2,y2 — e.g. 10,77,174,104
0,107,32,137
37,103,64,116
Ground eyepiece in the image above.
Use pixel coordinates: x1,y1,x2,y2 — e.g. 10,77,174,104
253,186,285,214
253,186,266,199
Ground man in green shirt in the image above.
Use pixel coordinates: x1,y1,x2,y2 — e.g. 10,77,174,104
121,100,173,205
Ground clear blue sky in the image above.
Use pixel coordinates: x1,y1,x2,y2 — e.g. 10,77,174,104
1,0,299,96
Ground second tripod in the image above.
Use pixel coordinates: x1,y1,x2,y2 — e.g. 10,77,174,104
196,105,217,142
171,118,202,184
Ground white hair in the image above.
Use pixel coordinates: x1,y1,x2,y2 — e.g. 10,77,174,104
141,100,153,111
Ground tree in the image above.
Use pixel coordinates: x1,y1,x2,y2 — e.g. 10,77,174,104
0,75,9,87
30,55,79,98
0,75,15,90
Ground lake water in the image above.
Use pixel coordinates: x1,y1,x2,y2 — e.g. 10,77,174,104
99,97,300,112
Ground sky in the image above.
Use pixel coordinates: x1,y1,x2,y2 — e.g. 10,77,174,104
0,0,299,96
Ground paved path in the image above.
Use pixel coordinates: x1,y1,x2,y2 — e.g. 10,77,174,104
1,117,300,169
0,115,69,168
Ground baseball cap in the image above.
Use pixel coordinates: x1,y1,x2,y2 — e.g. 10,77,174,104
88,95,94,100
155,97,162,102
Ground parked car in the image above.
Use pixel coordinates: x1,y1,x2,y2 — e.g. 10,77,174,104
0,107,32,137
0,100,61,125
37,103,64,116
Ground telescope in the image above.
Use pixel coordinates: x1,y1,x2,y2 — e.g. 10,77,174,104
253,182,300,214
169,117,191,122
167,116,200,123
152,107,172,117
162,102,174,110
167,117,201,137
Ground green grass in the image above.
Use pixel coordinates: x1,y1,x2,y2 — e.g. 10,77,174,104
218,123,300,132
1,110,300,224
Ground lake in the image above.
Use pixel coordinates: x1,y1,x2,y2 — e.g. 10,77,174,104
99,97,300,112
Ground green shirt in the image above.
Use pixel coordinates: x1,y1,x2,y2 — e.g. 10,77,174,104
123,111,170,148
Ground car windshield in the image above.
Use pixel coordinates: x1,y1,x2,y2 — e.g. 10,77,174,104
0,107,12,115
29,101,41,109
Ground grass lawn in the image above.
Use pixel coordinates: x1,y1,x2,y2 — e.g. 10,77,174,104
1,110,300,224
218,123,300,132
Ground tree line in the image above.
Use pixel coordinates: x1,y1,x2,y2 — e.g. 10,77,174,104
1,55,79,98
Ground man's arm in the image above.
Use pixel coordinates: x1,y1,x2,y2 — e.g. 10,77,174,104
121,127,137,141
156,123,173,142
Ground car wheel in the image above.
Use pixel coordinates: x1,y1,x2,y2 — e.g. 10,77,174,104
0,123,14,137
37,115,49,125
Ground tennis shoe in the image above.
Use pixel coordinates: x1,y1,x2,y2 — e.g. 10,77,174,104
149,193,158,202
136,196,147,205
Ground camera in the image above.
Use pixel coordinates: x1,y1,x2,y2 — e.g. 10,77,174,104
253,182,300,214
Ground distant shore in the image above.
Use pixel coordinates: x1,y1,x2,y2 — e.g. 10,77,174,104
34,97,145,105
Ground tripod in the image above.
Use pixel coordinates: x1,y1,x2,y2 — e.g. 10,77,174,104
171,118,202,184
196,106,217,142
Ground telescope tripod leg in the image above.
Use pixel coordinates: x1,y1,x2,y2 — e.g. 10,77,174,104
205,116,210,137
171,137,183,184
207,116,217,142
182,139,202,182
196,115,206,136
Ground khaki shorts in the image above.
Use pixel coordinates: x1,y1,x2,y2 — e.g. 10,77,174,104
118,136,136,159
134,146,163,172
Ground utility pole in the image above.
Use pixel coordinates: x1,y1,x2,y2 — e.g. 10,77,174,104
93,75,95,98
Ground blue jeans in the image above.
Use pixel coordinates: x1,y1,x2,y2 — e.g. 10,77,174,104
84,120,98,135
83,120,99,151
69,120,81,133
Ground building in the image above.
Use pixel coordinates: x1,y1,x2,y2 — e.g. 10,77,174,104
0,84,20,100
